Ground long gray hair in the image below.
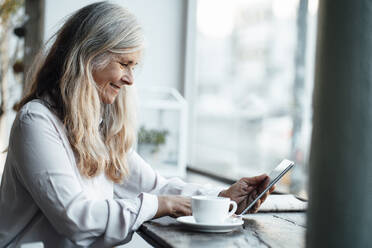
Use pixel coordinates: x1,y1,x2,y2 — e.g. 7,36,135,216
18,1,144,182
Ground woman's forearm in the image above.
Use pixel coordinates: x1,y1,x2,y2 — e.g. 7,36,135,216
154,196,170,218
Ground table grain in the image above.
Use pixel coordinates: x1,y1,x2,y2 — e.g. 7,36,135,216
137,212,306,248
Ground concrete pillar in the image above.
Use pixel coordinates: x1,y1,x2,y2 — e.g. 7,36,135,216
307,0,372,247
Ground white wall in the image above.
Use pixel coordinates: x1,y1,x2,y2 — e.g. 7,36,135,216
44,0,187,91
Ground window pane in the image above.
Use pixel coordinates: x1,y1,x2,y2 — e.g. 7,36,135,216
192,0,318,196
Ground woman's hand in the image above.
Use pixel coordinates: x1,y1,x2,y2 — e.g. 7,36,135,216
155,195,192,219
218,174,275,214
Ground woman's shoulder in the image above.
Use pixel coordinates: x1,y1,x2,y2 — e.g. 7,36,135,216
19,99,52,113
17,99,62,127
8,100,66,150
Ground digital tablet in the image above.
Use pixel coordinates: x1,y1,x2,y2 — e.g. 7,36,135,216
240,159,295,215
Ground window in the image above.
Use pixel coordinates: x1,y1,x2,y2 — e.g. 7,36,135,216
190,0,318,197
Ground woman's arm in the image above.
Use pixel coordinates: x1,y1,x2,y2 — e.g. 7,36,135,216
11,107,157,246
116,151,274,216
116,151,226,198
114,151,226,218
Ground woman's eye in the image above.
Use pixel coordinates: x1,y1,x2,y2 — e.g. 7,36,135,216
119,62,137,72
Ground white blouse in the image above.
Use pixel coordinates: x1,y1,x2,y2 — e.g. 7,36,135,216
0,100,224,247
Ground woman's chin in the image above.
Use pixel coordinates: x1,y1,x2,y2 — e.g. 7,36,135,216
100,95,117,105
101,98,115,105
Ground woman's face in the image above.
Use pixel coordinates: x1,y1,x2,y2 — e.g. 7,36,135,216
92,51,140,104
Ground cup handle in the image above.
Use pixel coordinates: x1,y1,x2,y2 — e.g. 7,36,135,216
227,201,238,217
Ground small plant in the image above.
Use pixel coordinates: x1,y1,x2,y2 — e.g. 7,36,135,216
138,126,169,153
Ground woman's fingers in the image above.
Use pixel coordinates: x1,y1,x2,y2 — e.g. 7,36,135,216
250,199,261,213
258,177,270,191
179,197,192,216
242,174,268,186
182,198,191,206
244,185,254,193
269,185,276,193
176,204,192,217
165,196,192,217
259,185,275,204
259,191,270,203
183,206,192,216
222,175,269,202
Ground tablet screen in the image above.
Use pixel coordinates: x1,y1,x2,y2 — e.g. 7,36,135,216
240,159,295,215
268,159,294,184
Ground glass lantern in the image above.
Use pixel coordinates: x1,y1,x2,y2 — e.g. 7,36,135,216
136,87,188,178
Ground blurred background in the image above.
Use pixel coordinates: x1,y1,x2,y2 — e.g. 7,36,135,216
192,0,317,198
0,0,318,199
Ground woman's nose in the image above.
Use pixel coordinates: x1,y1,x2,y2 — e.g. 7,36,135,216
121,69,134,85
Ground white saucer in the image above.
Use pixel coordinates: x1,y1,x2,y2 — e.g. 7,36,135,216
176,216,244,233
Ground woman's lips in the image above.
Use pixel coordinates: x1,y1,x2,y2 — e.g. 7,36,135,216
109,82,121,90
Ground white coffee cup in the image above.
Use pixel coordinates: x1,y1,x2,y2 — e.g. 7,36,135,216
191,196,237,224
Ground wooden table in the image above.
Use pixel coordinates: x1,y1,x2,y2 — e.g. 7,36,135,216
137,212,306,248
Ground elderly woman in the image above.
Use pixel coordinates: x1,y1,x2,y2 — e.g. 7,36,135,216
0,2,273,247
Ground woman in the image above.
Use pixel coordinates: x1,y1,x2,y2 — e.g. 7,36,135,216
0,2,273,247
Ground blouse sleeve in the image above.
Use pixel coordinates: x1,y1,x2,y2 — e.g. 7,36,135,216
114,150,226,199
11,108,157,247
